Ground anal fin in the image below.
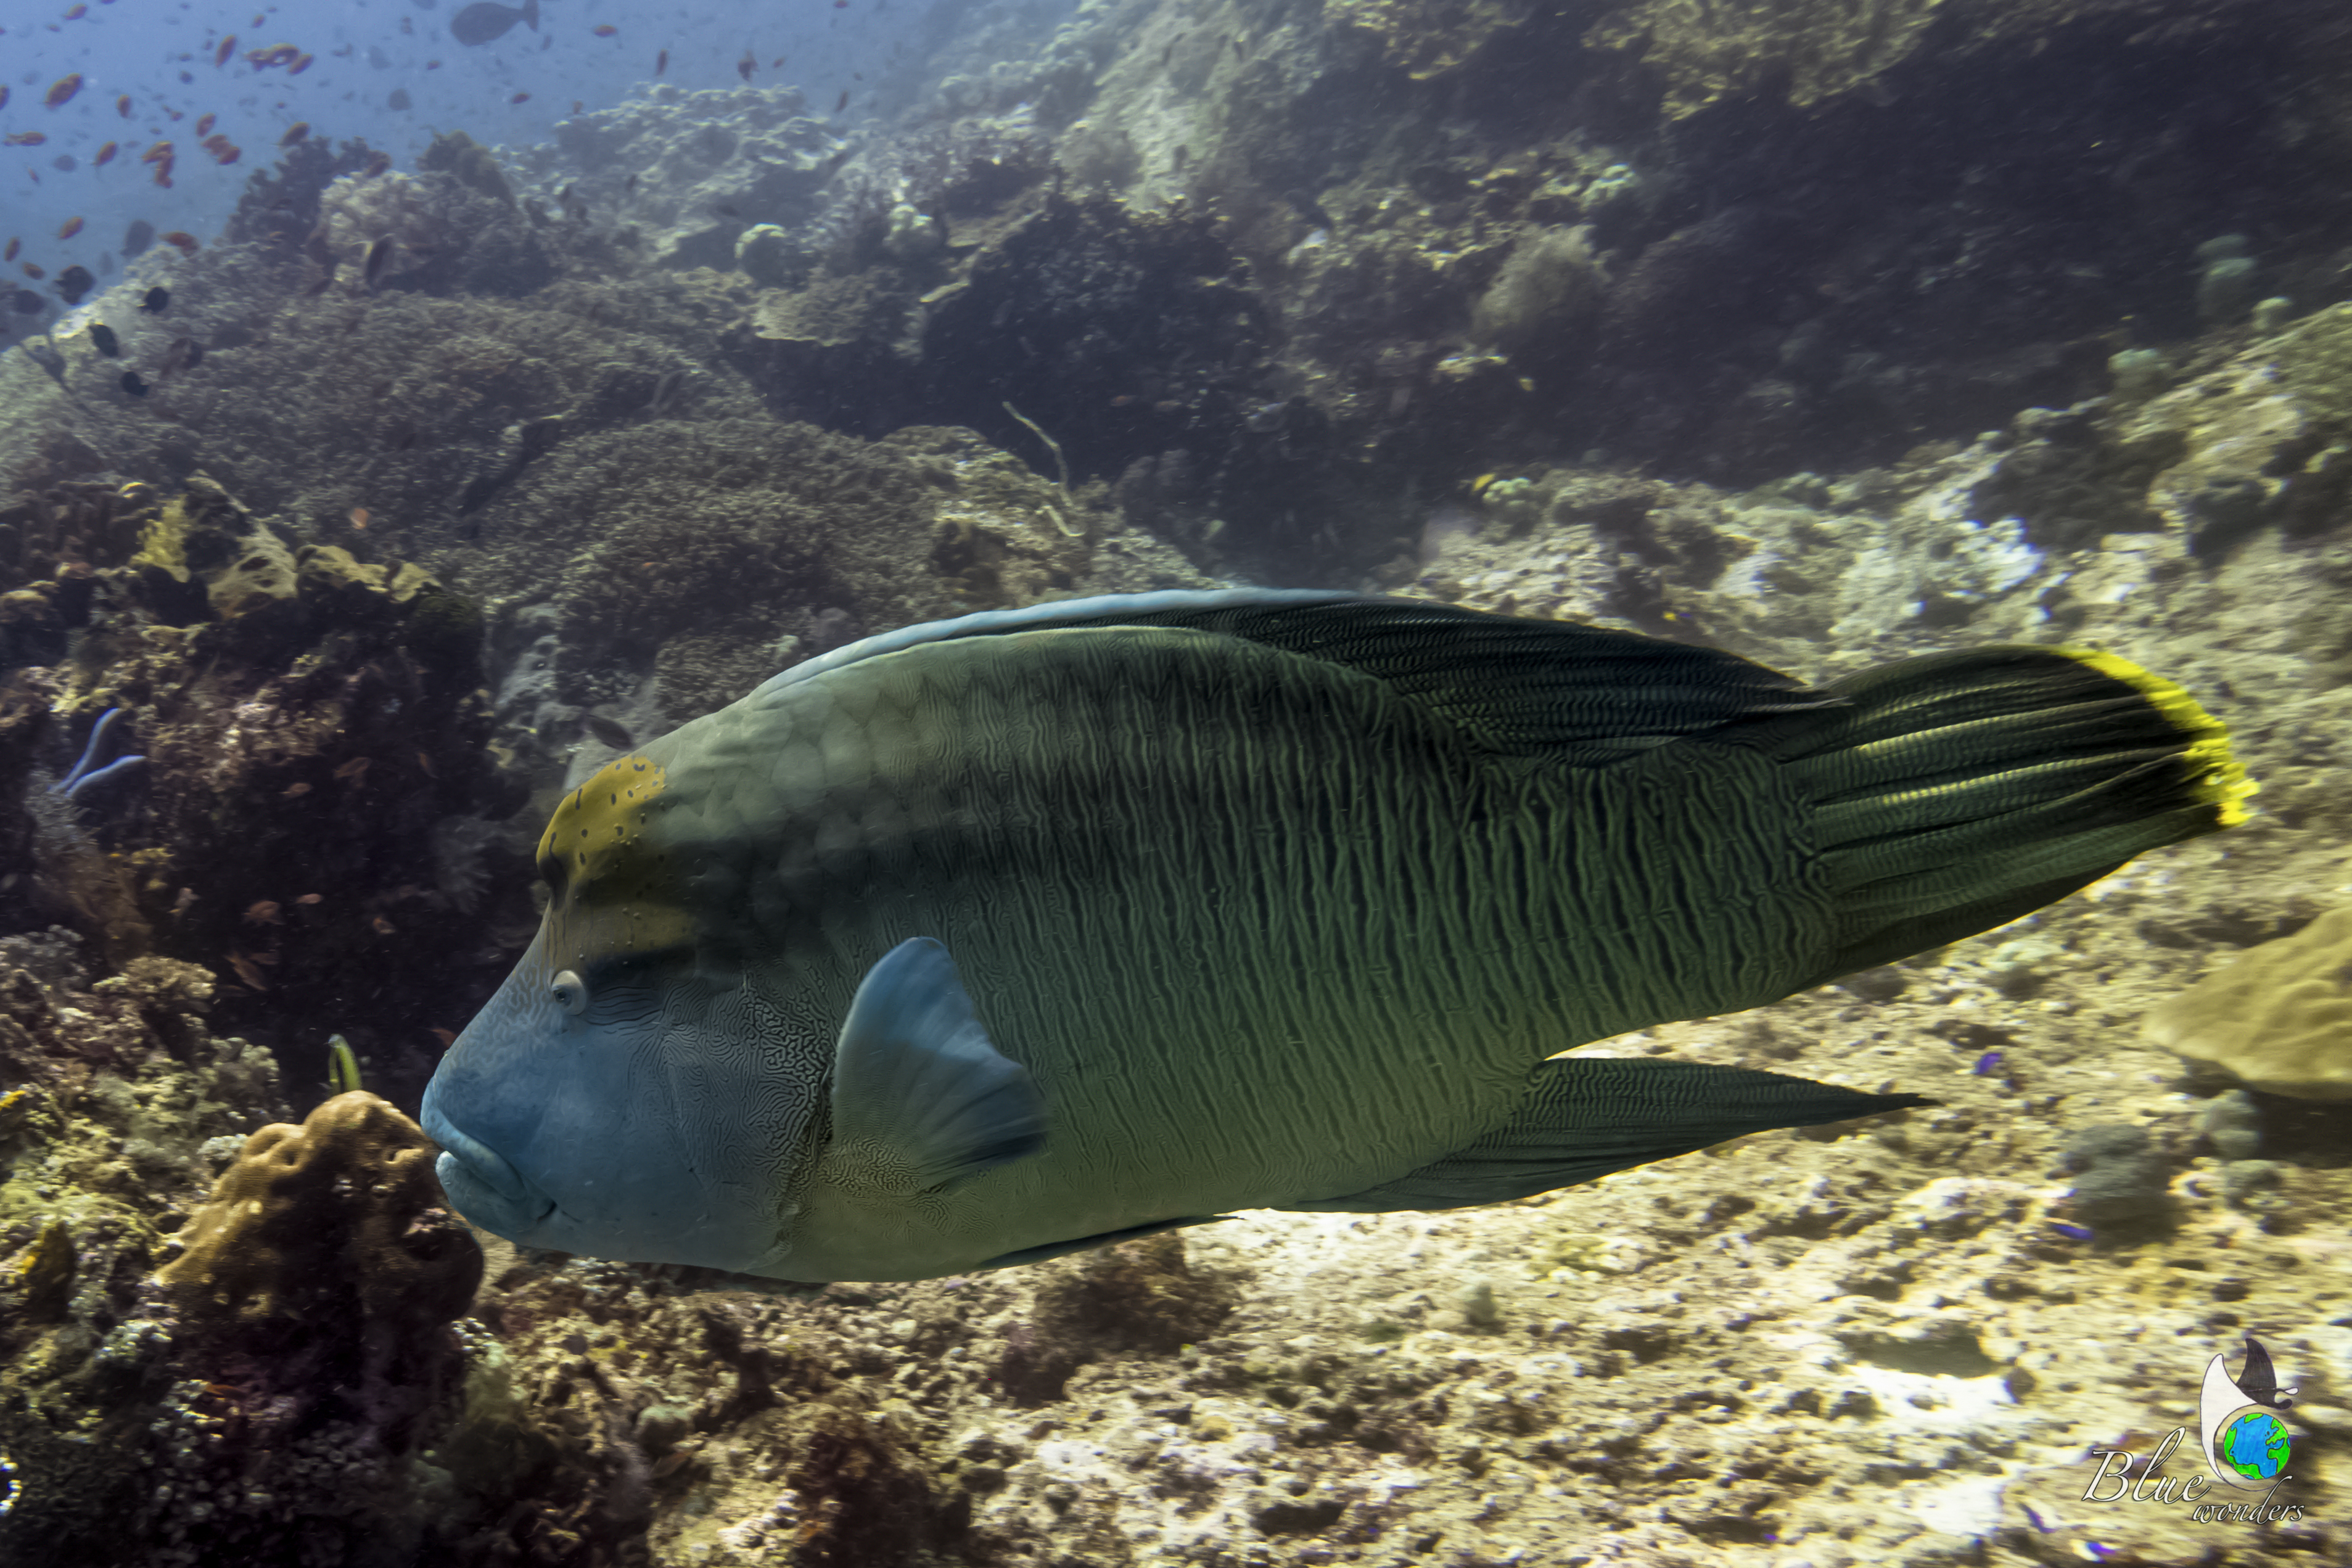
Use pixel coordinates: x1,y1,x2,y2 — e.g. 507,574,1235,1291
1286,1058,1928,1213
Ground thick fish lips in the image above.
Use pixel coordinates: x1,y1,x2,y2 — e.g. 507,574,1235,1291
422,1093,552,1239
420,984,561,1240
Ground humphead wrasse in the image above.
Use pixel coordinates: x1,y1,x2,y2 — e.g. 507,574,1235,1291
422,590,2250,1282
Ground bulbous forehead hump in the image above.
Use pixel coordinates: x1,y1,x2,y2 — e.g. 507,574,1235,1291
536,752,694,960
538,753,669,890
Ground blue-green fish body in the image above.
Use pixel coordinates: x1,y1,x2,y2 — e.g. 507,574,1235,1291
423,591,2248,1282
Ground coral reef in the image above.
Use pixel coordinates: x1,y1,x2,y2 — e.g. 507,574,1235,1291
0,1,2349,1561
0,473,523,1111
0,930,282,1567
157,1090,482,1331
1590,0,1955,119
503,86,849,272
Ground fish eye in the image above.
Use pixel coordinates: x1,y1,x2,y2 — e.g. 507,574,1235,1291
551,970,588,1016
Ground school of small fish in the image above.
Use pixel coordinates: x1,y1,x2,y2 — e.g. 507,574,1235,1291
1,1,891,334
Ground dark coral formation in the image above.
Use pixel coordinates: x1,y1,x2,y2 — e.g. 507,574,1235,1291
158,1090,482,1330
139,1092,482,1564
0,931,281,1567
992,1231,1240,1406
0,474,524,1109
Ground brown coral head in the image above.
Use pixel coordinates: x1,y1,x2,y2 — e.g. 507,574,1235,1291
158,1090,483,1332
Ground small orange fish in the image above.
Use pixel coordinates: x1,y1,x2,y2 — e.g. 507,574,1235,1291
44,73,83,110
593,23,617,37
195,113,216,137
281,779,310,797
415,750,437,778
153,163,175,189
0,88,9,111
295,892,324,905
209,142,242,166
215,33,237,68
141,141,173,163
226,951,269,990
371,915,397,936
94,141,117,166
430,1027,458,1047
6,132,51,147
57,216,81,240
244,900,282,926
290,52,314,76
21,263,44,279
280,123,309,147
511,91,531,104
116,94,132,118
64,2,88,18
348,506,369,529
333,756,371,782
2,239,15,262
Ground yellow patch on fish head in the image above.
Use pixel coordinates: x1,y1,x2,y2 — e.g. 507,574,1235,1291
535,753,694,957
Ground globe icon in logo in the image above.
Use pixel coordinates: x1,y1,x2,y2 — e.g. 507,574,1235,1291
2217,1406,2291,1482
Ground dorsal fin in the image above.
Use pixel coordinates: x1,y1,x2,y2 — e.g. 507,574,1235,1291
754,589,1834,765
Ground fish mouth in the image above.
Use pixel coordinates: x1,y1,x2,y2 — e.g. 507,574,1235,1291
421,1105,554,1239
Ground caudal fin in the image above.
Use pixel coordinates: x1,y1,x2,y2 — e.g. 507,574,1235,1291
1760,646,2253,983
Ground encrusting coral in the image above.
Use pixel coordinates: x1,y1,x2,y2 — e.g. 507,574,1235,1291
2142,904,2352,1099
157,1089,482,1331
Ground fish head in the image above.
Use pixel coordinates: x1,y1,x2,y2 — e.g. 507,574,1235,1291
422,750,824,1274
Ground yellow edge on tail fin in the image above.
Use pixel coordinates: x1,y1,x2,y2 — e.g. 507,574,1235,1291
2057,646,2258,827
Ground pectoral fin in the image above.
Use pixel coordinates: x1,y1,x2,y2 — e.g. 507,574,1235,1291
828,937,1047,1194
1286,1059,1930,1212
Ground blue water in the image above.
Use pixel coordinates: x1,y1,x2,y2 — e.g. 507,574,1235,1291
1,0,994,285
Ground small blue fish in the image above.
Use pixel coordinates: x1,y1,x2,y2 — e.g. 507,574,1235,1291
2021,1503,2051,1532
2050,1220,2094,1241
1972,1049,2004,1076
